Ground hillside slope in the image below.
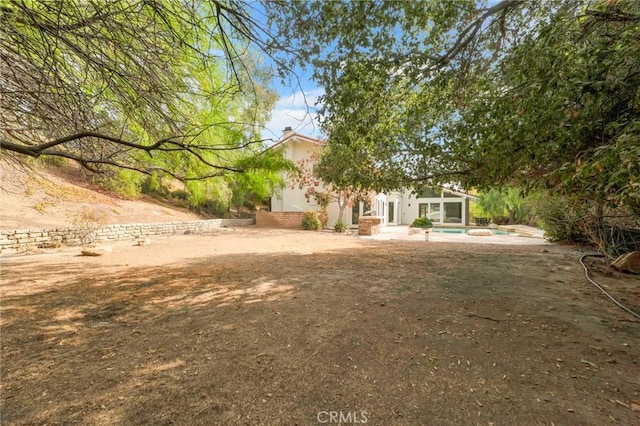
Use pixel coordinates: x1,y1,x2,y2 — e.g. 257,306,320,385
0,161,207,231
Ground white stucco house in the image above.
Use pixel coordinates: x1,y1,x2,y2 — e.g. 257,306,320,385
267,128,475,228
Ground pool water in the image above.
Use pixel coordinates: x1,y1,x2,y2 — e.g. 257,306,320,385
431,228,512,235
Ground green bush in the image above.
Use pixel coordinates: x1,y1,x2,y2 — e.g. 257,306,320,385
170,189,189,200
198,199,228,216
92,169,142,198
334,220,347,233
302,211,322,230
141,174,169,197
410,217,433,228
534,196,588,243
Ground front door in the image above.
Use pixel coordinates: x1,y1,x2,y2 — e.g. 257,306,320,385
388,201,396,225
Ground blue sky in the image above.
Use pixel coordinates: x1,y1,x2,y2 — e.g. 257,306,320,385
261,82,323,143
246,1,323,143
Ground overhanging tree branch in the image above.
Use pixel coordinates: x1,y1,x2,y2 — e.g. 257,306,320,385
1,0,293,190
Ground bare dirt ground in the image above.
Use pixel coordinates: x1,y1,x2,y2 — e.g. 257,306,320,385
1,228,639,425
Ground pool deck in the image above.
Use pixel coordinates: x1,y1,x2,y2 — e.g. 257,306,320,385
364,225,549,246
497,224,546,239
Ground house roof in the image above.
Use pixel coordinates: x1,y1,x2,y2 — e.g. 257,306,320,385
268,131,324,152
267,131,477,200
441,187,478,200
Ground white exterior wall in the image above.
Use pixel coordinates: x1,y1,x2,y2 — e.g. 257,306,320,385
392,190,470,226
270,133,472,228
271,193,284,212
270,135,350,227
374,192,403,226
286,139,321,212
400,191,414,225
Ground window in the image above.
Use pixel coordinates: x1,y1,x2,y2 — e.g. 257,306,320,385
417,187,442,198
388,201,394,223
429,204,441,222
352,201,360,225
419,203,441,222
444,202,462,223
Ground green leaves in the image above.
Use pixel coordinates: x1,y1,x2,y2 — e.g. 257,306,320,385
271,0,640,221
1,0,293,210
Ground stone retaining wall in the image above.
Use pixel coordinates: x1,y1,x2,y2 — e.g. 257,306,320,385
0,218,254,254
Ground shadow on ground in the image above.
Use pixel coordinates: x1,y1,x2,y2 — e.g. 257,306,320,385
1,242,639,425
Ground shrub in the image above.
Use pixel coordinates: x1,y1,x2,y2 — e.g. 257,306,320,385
302,211,322,230
170,189,189,200
198,199,228,216
334,220,347,233
410,217,433,228
92,169,142,198
141,175,170,197
69,207,108,245
534,195,588,243
318,211,328,228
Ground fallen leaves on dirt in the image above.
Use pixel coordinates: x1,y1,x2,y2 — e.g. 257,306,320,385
1,230,639,424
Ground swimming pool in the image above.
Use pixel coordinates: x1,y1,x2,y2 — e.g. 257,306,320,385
430,228,512,235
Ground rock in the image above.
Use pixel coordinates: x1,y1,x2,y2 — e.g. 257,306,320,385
488,223,498,229
80,245,112,256
611,251,640,274
467,229,494,236
137,239,151,246
408,227,428,235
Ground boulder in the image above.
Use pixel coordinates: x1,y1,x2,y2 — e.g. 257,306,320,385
467,229,494,236
611,251,640,274
408,227,429,235
80,245,112,256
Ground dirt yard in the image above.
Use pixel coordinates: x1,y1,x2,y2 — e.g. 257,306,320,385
1,228,639,425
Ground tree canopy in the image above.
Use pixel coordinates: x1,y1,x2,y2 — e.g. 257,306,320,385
268,0,640,220
1,0,290,188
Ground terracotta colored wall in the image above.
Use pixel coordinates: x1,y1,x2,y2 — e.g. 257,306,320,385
358,217,381,236
256,211,305,229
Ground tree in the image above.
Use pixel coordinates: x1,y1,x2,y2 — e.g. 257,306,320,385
452,0,640,252
476,187,531,224
1,0,291,191
503,188,531,225
227,154,293,214
450,1,640,208
293,151,370,226
269,1,638,200
475,189,506,224
267,0,536,191
270,0,640,252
